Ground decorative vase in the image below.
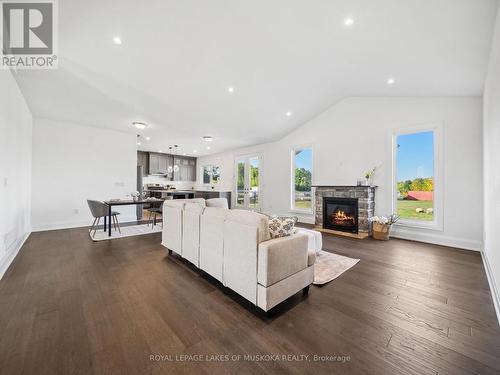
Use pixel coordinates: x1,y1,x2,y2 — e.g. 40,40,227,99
364,177,370,186
372,222,392,240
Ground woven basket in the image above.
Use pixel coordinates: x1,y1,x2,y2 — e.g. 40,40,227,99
372,222,392,241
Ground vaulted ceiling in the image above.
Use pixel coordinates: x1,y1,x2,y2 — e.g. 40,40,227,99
14,0,499,156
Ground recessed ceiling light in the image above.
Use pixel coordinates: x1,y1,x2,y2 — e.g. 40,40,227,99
145,136,151,141
387,77,396,85
203,136,213,142
113,36,122,45
158,150,163,153
285,111,292,117
137,142,141,146
182,153,187,156
193,150,198,154
206,146,211,150
132,121,148,130
227,86,235,94
344,18,354,26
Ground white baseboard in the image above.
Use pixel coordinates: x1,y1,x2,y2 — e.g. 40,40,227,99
31,215,139,232
0,231,30,280
391,227,481,251
481,250,500,326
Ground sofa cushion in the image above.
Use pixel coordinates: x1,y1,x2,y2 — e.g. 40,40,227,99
163,200,186,209
225,209,270,243
202,206,228,219
164,198,206,208
185,198,207,207
295,228,323,255
268,217,296,239
206,198,229,209
184,202,205,215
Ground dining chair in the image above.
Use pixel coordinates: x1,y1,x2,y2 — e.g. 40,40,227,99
146,202,163,228
146,196,171,229
87,200,121,238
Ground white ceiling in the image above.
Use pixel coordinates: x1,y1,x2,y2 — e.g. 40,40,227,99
14,0,499,156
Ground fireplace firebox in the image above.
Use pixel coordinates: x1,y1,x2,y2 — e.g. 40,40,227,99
323,197,358,234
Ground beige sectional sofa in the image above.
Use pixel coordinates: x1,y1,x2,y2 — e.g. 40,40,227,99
161,198,314,311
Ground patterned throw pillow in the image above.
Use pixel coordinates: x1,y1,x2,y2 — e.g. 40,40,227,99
268,217,296,239
271,215,298,225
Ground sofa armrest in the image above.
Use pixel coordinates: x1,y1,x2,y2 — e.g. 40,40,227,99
257,233,309,287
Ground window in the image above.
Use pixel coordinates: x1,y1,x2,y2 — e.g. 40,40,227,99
202,165,221,185
291,147,313,211
393,127,441,228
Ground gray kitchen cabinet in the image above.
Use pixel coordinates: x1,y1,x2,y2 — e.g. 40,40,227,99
171,156,196,181
159,154,170,174
149,153,170,174
145,152,196,179
179,158,189,181
137,151,149,176
149,153,161,174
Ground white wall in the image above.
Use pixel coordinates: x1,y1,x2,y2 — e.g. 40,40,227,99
198,97,483,250
31,119,137,231
0,70,32,278
483,5,500,322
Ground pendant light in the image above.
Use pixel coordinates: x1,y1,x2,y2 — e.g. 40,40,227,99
167,146,173,175
173,145,179,173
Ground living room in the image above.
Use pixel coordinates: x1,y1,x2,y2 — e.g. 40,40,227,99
1,1,500,374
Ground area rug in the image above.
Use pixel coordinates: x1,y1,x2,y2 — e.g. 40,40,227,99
313,250,360,285
91,224,162,241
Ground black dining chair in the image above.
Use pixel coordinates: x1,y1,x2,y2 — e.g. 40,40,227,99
146,202,163,228
87,200,121,238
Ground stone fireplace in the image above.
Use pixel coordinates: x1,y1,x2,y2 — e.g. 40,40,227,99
314,186,376,237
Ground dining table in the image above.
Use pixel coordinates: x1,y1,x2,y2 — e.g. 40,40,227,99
103,198,164,237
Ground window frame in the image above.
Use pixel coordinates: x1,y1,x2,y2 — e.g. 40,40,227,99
202,165,211,185
233,153,263,211
290,145,314,214
201,165,221,186
390,123,443,231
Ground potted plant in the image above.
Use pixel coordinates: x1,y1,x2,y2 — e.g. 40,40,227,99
369,214,400,240
364,166,376,186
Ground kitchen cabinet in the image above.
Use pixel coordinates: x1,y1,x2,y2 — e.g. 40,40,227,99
142,152,196,180
137,151,149,176
148,152,172,175
172,156,196,181
148,153,161,174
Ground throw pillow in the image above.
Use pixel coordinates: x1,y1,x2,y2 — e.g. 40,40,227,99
268,217,296,239
271,215,298,225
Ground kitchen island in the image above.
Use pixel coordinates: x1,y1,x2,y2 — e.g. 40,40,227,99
145,189,232,208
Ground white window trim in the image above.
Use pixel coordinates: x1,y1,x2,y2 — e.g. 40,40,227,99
202,165,212,186
290,144,314,214
389,123,444,231
233,153,264,211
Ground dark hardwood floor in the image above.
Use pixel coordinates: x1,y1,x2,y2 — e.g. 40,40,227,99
0,227,499,375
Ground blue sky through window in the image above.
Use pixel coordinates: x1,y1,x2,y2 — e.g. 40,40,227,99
295,148,312,170
396,131,434,181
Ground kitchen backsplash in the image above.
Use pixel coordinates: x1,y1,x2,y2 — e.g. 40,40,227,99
143,175,195,190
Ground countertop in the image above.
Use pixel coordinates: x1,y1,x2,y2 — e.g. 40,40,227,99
144,189,231,193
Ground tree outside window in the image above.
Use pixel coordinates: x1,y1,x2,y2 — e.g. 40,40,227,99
292,147,313,211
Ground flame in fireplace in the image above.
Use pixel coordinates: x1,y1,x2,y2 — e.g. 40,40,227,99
331,210,355,225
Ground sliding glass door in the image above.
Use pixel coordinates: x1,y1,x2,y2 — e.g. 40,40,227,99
234,155,261,211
